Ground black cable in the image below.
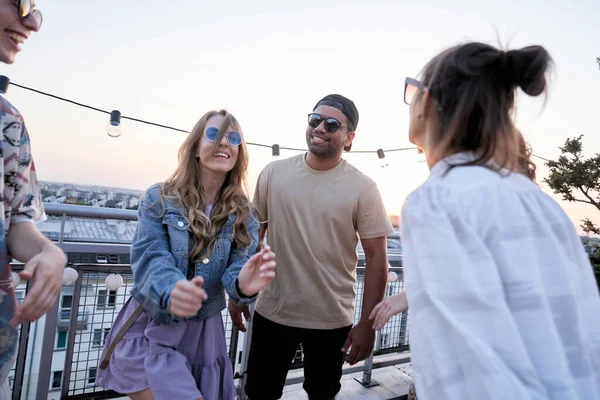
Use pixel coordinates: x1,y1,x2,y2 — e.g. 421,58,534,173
7,81,551,160
532,154,550,162
10,82,110,115
8,81,415,154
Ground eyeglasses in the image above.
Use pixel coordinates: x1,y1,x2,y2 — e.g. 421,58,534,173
307,113,348,133
404,77,425,105
204,126,243,147
17,0,43,28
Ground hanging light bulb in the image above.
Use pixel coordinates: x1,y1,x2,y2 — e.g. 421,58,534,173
105,273,124,291
377,149,389,168
0,76,9,94
272,144,280,157
106,110,122,138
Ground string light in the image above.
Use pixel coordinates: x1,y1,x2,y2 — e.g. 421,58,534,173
2,77,552,163
3,78,414,156
377,148,389,168
106,110,122,138
0,76,9,94
272,144,280,157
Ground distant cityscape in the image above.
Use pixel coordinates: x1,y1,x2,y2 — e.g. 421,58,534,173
40,181,144,210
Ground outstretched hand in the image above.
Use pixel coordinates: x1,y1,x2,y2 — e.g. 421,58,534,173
12,245,65,326
237,246,276,297
369,291,408,330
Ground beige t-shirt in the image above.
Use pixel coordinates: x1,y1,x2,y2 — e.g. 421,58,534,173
253,154,394,329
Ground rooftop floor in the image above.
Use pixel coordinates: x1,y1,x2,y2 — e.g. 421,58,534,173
103,362,414,400
281,357,414,400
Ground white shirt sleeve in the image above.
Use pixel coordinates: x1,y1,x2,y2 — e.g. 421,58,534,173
401,186,547,400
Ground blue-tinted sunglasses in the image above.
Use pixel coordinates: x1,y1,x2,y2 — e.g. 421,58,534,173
204,126,243,147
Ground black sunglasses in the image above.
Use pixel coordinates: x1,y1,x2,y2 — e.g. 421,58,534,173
17,0,42,28
307,113,349,133
404,77,425,105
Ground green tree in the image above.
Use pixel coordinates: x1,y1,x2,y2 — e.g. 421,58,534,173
544,135,600,287
106,200,120,209
544,135,600,234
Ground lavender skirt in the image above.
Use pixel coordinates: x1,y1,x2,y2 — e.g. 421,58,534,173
96,297,236,400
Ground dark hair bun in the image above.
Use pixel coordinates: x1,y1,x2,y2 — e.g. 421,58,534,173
504,46,552,96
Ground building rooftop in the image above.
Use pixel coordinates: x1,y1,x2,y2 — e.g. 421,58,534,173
39,215,137,243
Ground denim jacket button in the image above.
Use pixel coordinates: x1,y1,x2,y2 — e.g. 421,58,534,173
177,221,184,227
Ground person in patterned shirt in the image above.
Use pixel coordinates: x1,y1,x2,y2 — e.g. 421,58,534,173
0,1,67,397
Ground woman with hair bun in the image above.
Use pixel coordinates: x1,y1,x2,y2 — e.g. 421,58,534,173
372,43,600,399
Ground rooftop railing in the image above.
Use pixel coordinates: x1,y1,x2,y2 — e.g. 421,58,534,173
9,204,410,400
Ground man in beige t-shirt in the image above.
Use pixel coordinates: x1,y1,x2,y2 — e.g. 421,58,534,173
230,94,394,400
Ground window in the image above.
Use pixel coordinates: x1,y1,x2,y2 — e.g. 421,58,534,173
56,331,67,350
15,290,24,304
61,295,73,311
97,290,117,309
92,328,110,347
51,371,62,389
88,367,97,385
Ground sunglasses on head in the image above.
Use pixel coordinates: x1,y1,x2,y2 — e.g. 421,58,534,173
307,113,349,133
204,126,243,147
17,0,42,28
404,77,426,105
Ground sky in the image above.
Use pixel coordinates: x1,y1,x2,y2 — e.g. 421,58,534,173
3,0,600,231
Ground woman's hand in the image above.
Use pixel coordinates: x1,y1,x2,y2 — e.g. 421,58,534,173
237,246,276,297
369,291,409,330
169,277,208,318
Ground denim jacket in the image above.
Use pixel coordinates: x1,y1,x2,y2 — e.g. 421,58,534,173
130,183,259,325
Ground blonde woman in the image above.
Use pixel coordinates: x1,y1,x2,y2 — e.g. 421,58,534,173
97,110,276,400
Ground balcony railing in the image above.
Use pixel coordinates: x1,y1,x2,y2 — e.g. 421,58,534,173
8,203,411,400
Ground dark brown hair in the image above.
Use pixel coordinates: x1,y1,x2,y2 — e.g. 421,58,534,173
519,133,536,181
418,42,552,176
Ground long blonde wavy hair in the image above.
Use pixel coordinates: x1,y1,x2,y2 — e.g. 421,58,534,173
160,110,253,262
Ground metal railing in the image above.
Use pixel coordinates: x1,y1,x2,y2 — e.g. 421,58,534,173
8,204,410,399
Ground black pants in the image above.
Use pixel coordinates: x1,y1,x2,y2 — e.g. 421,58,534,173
245,312,352,400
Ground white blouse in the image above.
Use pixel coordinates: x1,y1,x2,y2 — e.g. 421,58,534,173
402,152,600,400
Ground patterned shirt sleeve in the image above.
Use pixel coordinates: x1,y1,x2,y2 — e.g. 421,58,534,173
10,119,44,225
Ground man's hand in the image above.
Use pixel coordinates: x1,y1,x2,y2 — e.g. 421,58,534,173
169,277,207,318
341,320,375,365
228,298,251,332
11,243,66,326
